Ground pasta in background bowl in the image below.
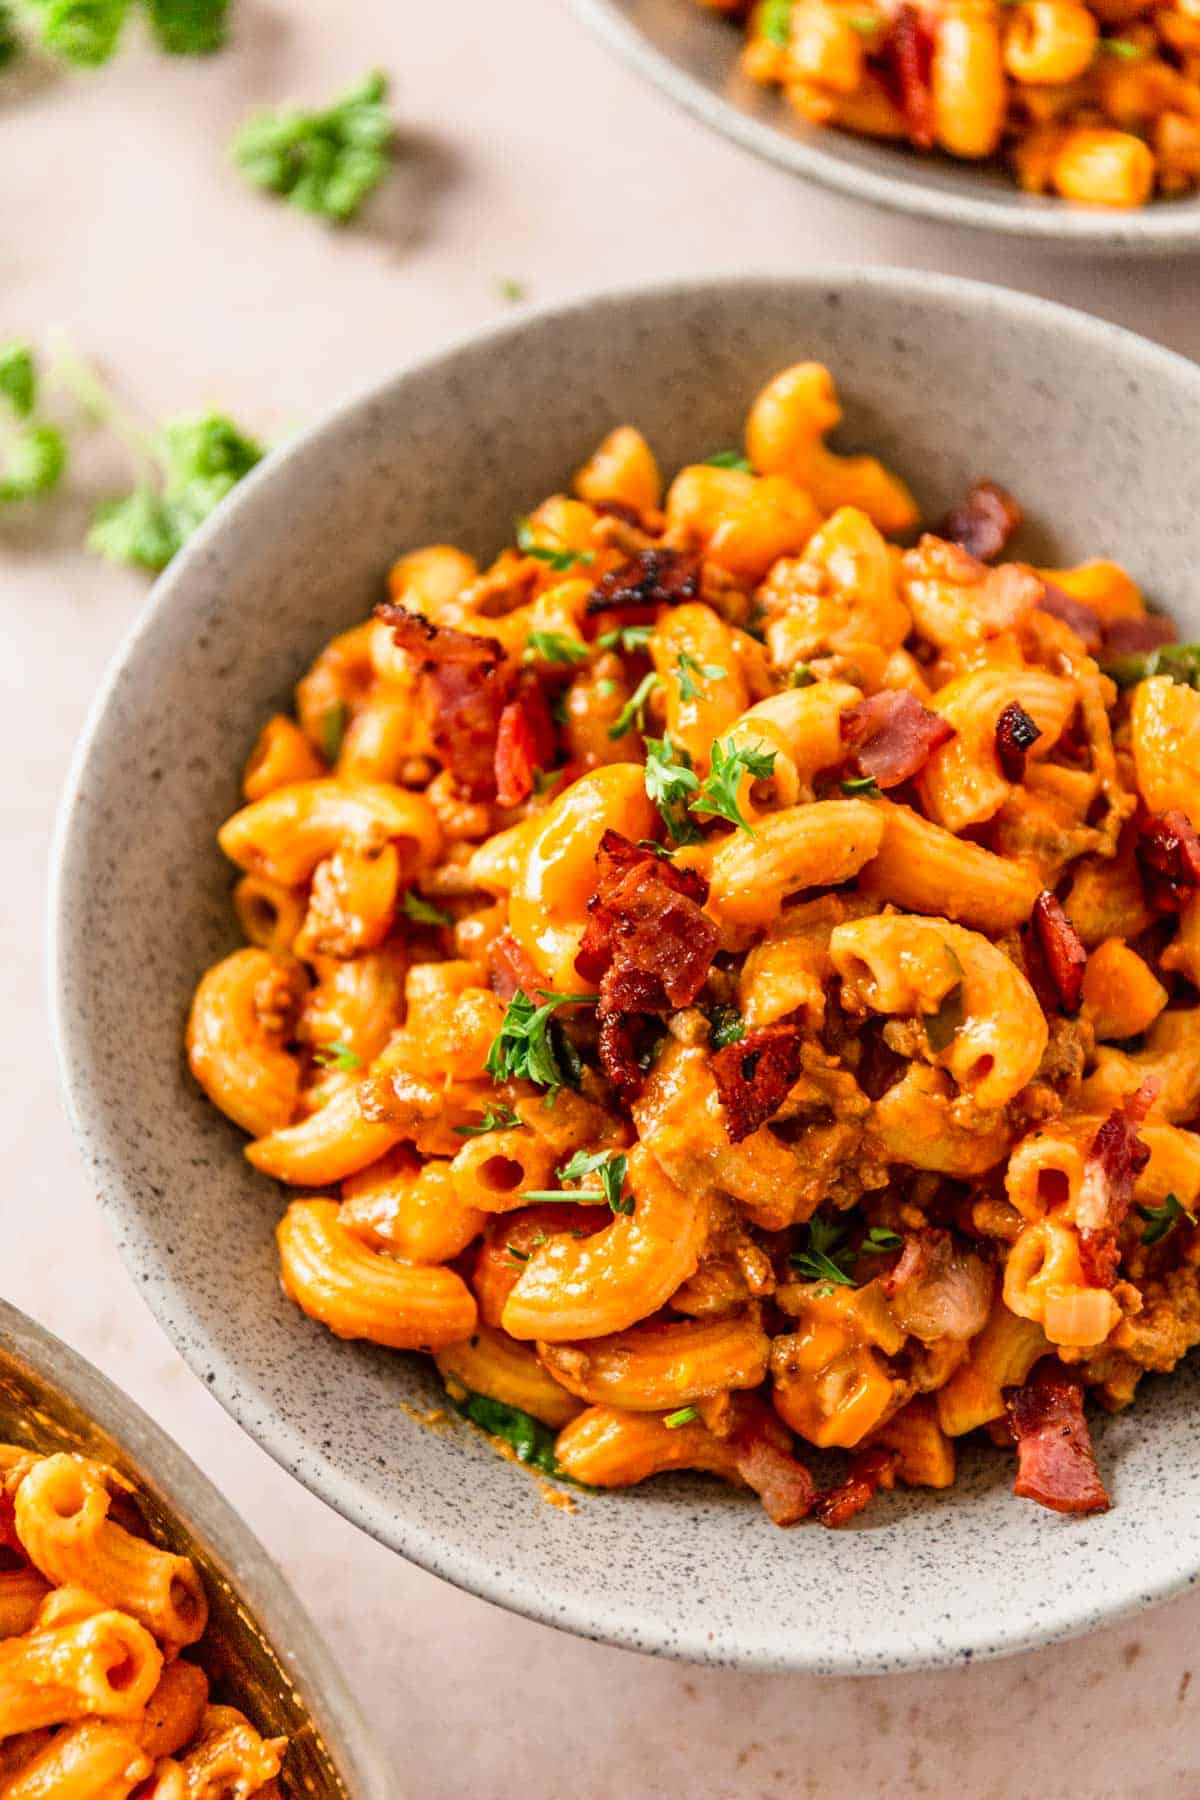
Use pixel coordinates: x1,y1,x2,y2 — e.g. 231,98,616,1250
0,1300,391,1798
51,272,1200,1672
572,0,1200,247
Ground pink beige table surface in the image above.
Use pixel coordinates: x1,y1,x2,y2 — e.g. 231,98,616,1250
3,2,1199,1794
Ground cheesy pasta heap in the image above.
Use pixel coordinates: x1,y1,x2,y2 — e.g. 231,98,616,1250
0,1446,286,1796
695,0,1200,207
189,360,1200,1525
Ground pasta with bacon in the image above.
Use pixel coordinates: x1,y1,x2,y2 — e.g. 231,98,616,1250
189,361,1200,1526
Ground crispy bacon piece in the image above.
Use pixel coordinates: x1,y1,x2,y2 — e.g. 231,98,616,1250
887,4,935,148
728,1401,815,1526
811,1447,898,1528
994,699,1042,782
1036,583,1103,652
1007,1361,1110,1516
839,690,955,789
487,930,543,1004
711,1025,805,1143
1136,809,1200,915
1076,1079,1158,1288
1031,890,1087,1015
576,832,718,1103
1103,613,1177,657
494,676,556,809
377,605,507,800
584,547,703,617
939,480,1023,563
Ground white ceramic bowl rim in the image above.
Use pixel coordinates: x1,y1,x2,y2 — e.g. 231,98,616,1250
48,269,1200,1675
572,0,1200,248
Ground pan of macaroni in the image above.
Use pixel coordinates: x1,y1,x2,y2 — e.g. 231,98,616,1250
573,0,1200,247
0,1300,391,1796
50,271,1200,1671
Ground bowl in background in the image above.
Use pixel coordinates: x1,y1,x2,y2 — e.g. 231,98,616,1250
0,1297,392,1797
50,269,1200,1673
572,0,1200,250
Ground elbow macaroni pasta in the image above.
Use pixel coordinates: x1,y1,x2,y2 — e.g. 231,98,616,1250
187,361,1200,1526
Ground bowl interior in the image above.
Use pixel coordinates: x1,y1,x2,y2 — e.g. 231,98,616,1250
574,0,1200,246
0,1301,382,1796
52,273,1200,1673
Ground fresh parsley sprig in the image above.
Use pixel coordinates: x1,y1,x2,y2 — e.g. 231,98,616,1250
704,449,752,472
676,650,726,702
790,1218,902,1290
608,670,661,739
484,989,597,1095
453,1104,521,1138
312,1040,361,1072
401,889,453,928
0,343,67,505
89,409,263,571
515,517,595,573
841,775,881,797
523,1147,632,1215
232,71,393,224
145,0,229,53
1138,1192,1195,1247
597,623,655,653
689,737,776,835
1104,642,1200,691
643,733,701,846
4,0,228,66
708,1005,745,1050
525,628,589,666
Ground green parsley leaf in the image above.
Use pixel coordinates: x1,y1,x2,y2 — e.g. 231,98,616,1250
0,5,20,65
1101,36,1142,57
523,1147,632,1215
451,1388,563,1477
89,410,264,572
864,1226,903,1252
1104,643,1200,691
690,736,776,835
790,1214,857,1287
320,700,348,764
484,989,597,1095
597,623,655,653
532,766,566,797
608,670,661,739
34,0,130,66
643,733,702,845
704,449,753,472
841,775,881,796
145,0,228,53
506,1244,530,1265
788,663,815,688
401,889,453,928
596,678,617,697
525,628,589,666
312,1040,361,1072
663,1406,700,1428
232,71,393,224
708,1005,745,1050
1138,1192,1194,1247
759,0,792,45
88,486,178,568
515,517,595,573
0,423,66,502
676,650,726,703
496,277,527,302
454,1105,522,1138
0,344,36,418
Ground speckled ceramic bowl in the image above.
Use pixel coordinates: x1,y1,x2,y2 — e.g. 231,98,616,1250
573,0,1200,250
50,272,1200,1674
0,1299,391,1796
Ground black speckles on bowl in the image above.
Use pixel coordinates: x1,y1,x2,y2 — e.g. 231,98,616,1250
50,272,1200,1673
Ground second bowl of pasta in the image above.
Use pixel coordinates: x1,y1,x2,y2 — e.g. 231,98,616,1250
52,270,1200,1673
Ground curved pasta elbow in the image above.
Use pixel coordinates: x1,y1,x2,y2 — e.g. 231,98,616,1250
553,1406,740,1489
707,799,885,928
217,780,443,888
185,949,304,1140
536,1311,770,1411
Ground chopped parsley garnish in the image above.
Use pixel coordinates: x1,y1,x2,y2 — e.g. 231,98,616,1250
146,0,230,53
0,344,36,418
1101,36,1142,57
232,71,393,224
312,1040,361,1072
676,650,726,702
454,1104,522,1138
708,1005,745,1050
89,409,264,572
506,1245,530,1265
863,1226,903,1252
596,678,618,697
1104,642,1200,691
524,1147,632,1215
663,1406,700,1429
1138,1192,1194,1247
496,277,527,302
841,775,881,796
759,0,793,45
790,1215,857,1287
597,623,655,653
320,700,348,764
689,737,776,835
704,449,753,472
609,670,661,739
401,889,453,927
788,663,815,688
451,1389,563,1477
0,342,67,505
484,989,597,1094
532,766,567,796
0,0,228,63
515,518,595,573
525,628,589,665
643,733,702,845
